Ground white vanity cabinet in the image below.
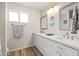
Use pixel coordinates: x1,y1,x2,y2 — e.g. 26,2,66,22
34,34,78,56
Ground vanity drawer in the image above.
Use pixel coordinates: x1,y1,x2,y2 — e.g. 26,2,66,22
56,43,78,56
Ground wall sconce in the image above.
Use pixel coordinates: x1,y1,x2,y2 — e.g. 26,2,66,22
47,4,59,17
47,8,54,17
54,5,59,12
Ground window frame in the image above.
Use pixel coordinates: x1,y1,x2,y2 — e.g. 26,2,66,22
8,9,29,23
20,12,29,23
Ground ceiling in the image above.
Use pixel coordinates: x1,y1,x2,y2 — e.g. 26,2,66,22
15,2,51,11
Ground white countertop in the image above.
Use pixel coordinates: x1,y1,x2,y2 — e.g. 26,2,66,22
35,33,79,50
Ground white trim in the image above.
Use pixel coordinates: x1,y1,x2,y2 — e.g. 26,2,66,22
8,9,29,23
5,2,8,56
8,45,34,52
8,9,20,13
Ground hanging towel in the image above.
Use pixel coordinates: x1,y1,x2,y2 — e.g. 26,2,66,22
71,6,78,34
12,24,24,39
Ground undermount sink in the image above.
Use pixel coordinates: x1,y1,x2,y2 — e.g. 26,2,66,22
45,33,55,36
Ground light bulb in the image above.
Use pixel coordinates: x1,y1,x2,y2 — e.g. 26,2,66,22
47,8,54,17
54,5,59,12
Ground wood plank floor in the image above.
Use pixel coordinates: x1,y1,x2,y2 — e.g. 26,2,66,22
7,46,43,56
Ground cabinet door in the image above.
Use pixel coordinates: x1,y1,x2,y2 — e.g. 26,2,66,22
42,38,58,56
42,38,50,56
48,40,58,56
38,36,43,53
34,35,43,54
34,35,40,49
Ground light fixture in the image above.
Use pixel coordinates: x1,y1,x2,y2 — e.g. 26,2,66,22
54,5,59,12
47,4,59,17
47,8,54,17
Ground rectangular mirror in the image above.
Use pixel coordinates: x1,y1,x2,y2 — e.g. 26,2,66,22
59,2,75,31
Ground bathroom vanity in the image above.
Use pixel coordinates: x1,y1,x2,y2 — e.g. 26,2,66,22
34,33,79,56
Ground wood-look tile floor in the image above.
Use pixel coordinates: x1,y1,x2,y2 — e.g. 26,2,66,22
7,46,43,56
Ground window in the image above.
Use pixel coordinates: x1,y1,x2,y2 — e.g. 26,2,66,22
9,10,28,23
9,11,19,22
20,12,28,23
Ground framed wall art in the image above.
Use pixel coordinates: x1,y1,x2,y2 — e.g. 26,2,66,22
40,15,48,29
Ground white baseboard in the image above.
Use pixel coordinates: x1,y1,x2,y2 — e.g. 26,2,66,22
8,45,34,52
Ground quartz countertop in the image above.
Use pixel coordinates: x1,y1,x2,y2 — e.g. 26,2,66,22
34,33,79,50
